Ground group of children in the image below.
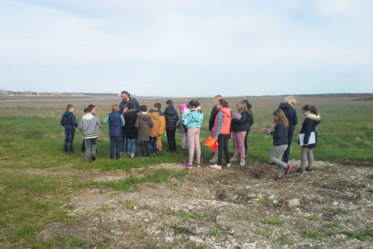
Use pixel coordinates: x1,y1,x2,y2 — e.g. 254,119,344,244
60,95,321,181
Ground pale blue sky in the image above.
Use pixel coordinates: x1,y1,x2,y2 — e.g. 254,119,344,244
0,0,372,96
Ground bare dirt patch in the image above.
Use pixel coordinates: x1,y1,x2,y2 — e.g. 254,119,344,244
38,161,373,248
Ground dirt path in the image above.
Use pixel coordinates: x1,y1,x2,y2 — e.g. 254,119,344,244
38,161,373,249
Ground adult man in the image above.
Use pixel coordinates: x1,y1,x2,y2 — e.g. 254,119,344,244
119,91,140,153
119,91,140,113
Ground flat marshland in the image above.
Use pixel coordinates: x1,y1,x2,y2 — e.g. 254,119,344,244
0,95,372,248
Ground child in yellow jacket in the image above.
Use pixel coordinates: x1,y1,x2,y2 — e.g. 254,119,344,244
154,103,166,152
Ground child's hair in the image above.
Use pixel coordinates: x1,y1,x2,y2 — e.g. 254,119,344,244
154,103,161,109
112,104,120,111
214,95,223,105
166,99,173,105
303,105,318,115
66,104,74,111
242,100,252,109
127,103,135,109
140,105,147,112
237,102,248,113
188,99,200,108
273,109,289,128
87,104,96,112
285,96,297,106
218,99,229,108
83,107,90,113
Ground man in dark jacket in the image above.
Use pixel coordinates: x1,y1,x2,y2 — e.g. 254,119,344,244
119,91,140,153
279,96,298,163
164,99,179,152
60,104,78,153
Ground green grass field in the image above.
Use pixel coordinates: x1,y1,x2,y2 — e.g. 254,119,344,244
0,95,372,247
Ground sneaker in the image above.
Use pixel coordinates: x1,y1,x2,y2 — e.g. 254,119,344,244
227,163,231,168
295,168,304,174
285,165,292,175
184,163,193,168
195,163,201,168
275,176,283,181
240,160,245,166
209,164,222,170
306,167,313,172
91,155,96,161
230,157,238,162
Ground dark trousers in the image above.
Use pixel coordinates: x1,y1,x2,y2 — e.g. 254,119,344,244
149,137,158,153
81,139,86,153
140,141,150,157
244,130,250,155
218,134,230,165
64,132,75,153
110,136,121,160
166,129,176,152
282,128,294,163
121,130,127,153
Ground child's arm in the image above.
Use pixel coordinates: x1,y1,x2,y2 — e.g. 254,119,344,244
72,115,78,127
213,112,224,139
121,115,125,127
103,114,109,124
78,119,83,132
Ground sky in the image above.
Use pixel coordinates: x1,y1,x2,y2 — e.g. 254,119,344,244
0,0,372,97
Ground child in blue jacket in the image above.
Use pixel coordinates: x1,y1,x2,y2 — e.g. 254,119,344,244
60,104,78,153
104,104,125,160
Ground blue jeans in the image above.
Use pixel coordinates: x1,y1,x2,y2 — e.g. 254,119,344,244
110,136,121,160
127,138,137,155
140,141,149,157
64,132,75,153
149,137,158,153
121,130,127,153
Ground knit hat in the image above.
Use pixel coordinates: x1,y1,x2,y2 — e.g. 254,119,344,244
180,104,187,113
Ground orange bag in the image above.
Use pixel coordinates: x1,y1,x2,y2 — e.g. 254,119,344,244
204,136,218,152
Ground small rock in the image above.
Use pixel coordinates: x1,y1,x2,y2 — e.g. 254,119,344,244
110,230,123,235
189,236,204,244
286,199,300,207
273,200,279,204
269,194,275,200
144,219,150,223
333,201,339,206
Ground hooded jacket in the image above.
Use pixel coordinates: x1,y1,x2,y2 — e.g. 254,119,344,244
135,112,154,141
107,111,124,137
209,105,219,131
60,111,78,133
164,105,179,131
300,114,321,149
270,121,288,146
154,110,166,135
149,111,161,137
213,107,232,137
123,109,138,139
279,102,298,131
78,113,101,139
182,108,204,129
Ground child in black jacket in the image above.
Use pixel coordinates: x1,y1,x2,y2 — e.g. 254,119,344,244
60,104,78,153
164,99,179,152
296,105,321,173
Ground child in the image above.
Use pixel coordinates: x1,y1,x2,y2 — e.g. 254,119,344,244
266,109,292,181
242,100,254,155
183,100,204,168
81,104,96,153
78,106,101,162
210,99,232,170
104,104,125,160
177,104,188,150
231,102,251,166
60,104,78,153
149,109,161,154
164,99,179,152
296,105,321,173
153,103,166,152
209,95,223,163
123,103,138,158
135,105,154,157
